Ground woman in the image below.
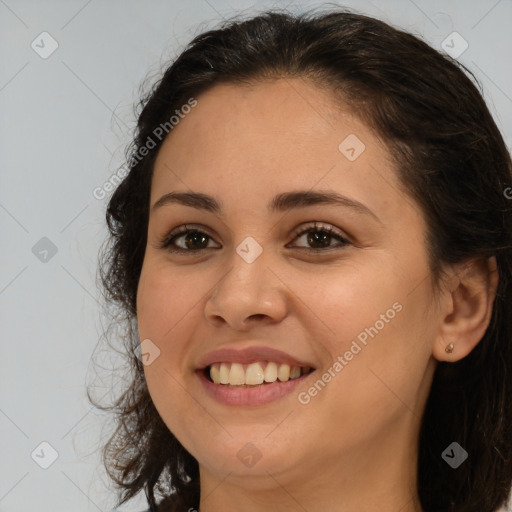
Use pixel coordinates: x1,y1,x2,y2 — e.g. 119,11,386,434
91,7,512,512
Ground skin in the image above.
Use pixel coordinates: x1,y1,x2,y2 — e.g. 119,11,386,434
136,77,498,511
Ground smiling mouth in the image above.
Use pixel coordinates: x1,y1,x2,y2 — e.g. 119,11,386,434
204,361,314,387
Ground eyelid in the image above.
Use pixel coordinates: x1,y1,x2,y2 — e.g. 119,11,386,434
287,221,351,245
160,221,351,253
159,223,220,249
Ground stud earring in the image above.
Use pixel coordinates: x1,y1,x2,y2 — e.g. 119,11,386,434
445,343,455,354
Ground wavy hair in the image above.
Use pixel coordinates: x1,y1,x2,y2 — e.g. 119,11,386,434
90,7,512,512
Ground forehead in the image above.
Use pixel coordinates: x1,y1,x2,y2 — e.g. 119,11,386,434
158,78,356,157
150,78,412,223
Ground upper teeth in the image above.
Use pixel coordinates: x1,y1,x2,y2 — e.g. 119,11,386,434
209,362,310,386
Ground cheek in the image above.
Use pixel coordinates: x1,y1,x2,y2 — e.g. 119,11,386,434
303,308,433,453
136,261,209,406
326,289,436,425
313,258,436,402
137,263,208,435
136,259,206,343
310,259,400,343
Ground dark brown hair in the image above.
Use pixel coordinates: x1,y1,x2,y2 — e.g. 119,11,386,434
90,6,512,512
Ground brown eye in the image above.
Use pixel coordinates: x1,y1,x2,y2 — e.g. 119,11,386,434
306,230,333,249
160,225,221,253
180,231,210,250
288,222,351,252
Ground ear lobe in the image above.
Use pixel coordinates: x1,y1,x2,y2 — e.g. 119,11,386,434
433,256,499,362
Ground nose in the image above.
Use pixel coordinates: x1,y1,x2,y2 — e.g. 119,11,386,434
204,246,288,330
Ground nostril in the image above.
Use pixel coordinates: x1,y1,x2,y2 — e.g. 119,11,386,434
248,314,266,320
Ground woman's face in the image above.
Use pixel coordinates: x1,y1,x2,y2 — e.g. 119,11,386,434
136,78,442,488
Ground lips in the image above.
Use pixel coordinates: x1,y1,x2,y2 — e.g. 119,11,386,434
195,345,317,406
197,346,316,370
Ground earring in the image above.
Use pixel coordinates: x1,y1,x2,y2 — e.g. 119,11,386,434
445,343,455,354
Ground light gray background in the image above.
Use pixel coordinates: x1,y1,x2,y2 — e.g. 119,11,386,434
1,1,511,511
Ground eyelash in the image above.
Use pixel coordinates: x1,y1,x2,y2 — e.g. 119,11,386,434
159,222,351,254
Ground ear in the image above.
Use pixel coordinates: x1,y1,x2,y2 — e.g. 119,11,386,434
433,256,499,362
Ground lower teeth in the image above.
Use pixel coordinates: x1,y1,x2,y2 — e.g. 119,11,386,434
227,382,272,388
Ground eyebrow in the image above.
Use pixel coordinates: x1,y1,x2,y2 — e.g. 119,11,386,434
152,190,381,222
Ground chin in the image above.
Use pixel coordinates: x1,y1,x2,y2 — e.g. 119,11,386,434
189,432,301,478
